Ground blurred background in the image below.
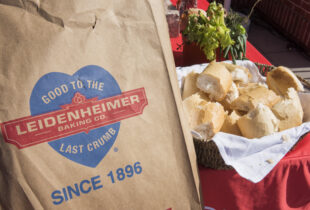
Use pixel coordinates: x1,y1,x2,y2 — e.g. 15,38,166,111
166,0,310,81
214,0,310,78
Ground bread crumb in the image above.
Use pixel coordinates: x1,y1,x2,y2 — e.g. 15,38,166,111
282,134,290,143
266,159,274,164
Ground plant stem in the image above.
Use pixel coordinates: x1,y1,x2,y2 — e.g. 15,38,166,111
247,0,262,20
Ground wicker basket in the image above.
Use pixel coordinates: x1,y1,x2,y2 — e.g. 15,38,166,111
195,62,310,170
194,138,233,170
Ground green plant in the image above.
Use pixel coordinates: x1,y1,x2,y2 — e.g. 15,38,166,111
223,10,247,62
222,0,262,63
182,2,234,61
182,1,264,64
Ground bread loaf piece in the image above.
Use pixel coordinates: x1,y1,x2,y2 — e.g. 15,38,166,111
182,71,200,99
231,83,281,112
194,101,225,140
267,66,304,96
237,104,279,138
197,91,211,102
196,62,232,101
222,62,252,84
182,93,205,130
271,88,303,131
220,110,242,136
220,82,239,110
238,82,268,94
182,93,225,140
202,102,226,134
194,122,215,140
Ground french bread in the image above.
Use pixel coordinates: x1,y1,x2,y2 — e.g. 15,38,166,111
220,82,239,110
231,83,281,112
201,102,226,134
196,62,232,101
220,110,242,136
271,88,303,131
222,62,252,84
197,91,211,102
237,103,279,138
182,71,200,99
182,93,225,140
182,93,205,130
267,66,304,96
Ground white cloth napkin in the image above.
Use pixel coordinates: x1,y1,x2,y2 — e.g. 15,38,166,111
213,123,310,183
176,60,310,183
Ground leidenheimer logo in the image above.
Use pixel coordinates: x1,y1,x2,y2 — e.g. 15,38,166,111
1,88,147,149
0,65,148,167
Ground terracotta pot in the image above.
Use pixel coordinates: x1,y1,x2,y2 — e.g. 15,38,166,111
183,43,208,66
183,42,223,66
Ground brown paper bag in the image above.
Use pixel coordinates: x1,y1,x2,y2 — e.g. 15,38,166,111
0,0,202,209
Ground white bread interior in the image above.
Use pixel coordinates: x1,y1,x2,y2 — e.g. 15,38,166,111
222,62,252,84
231,83,281,112
271,88,303,131
237,103,279,138
182,71,200,99
196,62,232,101
267,66,304,96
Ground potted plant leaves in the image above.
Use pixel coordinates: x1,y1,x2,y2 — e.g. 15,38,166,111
181,1,248,65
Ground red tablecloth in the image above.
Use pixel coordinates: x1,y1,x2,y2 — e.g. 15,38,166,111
170,1,310,209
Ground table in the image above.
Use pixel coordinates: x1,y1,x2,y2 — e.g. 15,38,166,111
170,1,310,209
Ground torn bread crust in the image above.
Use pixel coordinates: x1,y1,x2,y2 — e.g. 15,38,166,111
220,82,239,110
220,110,242,136
182,71,200,100
231,83,281,112
201,102,226,133
267,66,304,96
271,88,303,131
182,93,225,141
182,93,206,129
237,103,279,138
